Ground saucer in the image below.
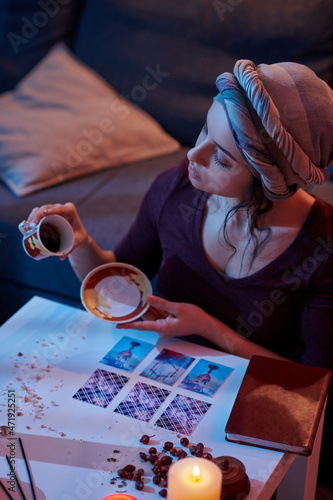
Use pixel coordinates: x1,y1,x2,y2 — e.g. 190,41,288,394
80,263,152,323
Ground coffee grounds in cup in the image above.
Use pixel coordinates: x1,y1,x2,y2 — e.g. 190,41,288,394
40,223,61,252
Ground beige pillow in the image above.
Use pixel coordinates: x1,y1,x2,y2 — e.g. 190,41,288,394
0,43,180,197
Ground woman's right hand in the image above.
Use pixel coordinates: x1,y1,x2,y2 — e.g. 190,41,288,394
26,203,89,258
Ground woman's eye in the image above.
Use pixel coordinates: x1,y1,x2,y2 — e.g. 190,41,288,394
214,152,231,169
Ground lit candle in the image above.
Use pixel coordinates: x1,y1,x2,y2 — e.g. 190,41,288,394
168,456,222,500
101,495,138,500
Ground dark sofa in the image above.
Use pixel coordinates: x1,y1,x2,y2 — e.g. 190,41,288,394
1,0,333,326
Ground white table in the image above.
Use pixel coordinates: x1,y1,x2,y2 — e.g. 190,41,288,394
0,297,324,499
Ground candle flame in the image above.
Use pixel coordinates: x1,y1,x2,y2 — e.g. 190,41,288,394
193,465,200,480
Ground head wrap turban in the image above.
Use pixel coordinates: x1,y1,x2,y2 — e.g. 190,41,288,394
215,60,333,200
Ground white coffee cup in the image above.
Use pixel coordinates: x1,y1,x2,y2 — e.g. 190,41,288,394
18,215,74,260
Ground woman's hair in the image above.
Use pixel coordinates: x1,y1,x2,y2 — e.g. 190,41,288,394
221,176,273,272
215,60,333,201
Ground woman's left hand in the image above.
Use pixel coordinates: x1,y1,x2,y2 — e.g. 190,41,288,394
116,295,210,339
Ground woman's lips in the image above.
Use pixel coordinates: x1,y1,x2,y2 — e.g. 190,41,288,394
188,163,201,181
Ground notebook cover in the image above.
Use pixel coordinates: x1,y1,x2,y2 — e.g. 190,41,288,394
225,355,332,455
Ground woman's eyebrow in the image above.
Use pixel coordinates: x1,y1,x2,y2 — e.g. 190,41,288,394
213,140,237,161
206,118,237,162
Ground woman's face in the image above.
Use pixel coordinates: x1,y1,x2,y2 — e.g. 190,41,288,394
187,100,253,198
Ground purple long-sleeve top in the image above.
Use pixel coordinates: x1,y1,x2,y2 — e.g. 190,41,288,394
115,160,333,370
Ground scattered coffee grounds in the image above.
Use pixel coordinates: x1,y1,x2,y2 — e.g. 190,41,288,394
40,223,61,252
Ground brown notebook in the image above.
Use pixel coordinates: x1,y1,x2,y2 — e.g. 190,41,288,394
225,355,332,455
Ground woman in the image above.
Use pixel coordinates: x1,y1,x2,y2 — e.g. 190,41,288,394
26,60,333,369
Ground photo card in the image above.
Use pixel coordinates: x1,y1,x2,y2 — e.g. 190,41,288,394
100,335,154,372
73,368,129,408
155,394,212,436
140,348,194,386
179,359,234,397
114,381,170,422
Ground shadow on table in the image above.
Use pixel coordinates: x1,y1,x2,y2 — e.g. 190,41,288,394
0,476,46,500
0,432,157,495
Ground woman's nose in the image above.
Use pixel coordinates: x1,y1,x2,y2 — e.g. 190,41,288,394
187,141,209,167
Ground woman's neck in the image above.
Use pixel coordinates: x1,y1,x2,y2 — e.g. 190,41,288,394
208,188,315,231
260,189,315,229
202,188,316,278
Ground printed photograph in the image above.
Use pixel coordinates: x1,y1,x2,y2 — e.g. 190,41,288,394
179,359,234,397
100,336,153,372
140,348,194,386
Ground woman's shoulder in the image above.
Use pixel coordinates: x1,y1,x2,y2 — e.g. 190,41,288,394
304,197,333,282
148,158,192,199
154,158,190,185
138,158,193,219
307,196,333,233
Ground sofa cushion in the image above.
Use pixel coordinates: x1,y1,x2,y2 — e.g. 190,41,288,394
0,0,83,93
73,0,333,146
0,42,180,197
